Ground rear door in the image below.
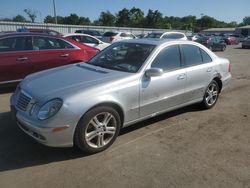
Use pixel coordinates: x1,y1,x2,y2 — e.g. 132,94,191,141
0,36,31,83
27,36,77,74
180,44,214,102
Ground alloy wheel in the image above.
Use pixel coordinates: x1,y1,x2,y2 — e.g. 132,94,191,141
85,112,117,148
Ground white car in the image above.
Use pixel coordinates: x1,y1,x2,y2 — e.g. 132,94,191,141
64,33,110,51
102,31,136,43
146,31,188,40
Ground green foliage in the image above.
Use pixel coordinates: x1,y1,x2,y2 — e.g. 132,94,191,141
96,11,116,26
12,15,27,22
242,16,250,26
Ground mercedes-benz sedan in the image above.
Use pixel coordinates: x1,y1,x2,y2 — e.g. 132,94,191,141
10,39,231,153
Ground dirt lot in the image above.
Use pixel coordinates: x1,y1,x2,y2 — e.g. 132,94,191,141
0,45,249,188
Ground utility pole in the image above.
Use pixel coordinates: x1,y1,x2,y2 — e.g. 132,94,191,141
53,0,57,24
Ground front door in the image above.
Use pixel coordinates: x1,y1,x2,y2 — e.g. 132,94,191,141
140,45,186,117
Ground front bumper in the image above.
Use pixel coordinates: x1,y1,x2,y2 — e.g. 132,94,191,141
10,95,76,148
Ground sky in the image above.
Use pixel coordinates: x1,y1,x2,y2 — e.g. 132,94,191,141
0,0,249,24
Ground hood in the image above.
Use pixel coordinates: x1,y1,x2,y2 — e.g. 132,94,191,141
21,63,130,100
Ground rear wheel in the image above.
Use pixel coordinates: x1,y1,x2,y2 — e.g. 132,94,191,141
201,80,220,109
74,106,121,153
221,46,226,51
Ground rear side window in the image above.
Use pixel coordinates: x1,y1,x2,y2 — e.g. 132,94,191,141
182,44,203,67
200,49,212,63
0,37,27,52
81,36,98,44
120,33,128,37
151,45,181,71
32,37,74,50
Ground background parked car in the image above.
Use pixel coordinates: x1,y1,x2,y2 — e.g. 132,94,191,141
64,33,110,50
242,36,250,49
196,36,226,51
192,33,205,41
75,29,103,40
17,28,62,36
222,34,239,45
102,31,136,43
0,32,99,86
145,31,188,40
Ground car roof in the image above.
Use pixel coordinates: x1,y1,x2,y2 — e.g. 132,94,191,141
0,32,63,39
121,38,197,46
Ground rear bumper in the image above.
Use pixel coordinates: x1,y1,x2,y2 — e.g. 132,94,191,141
221,74,232,91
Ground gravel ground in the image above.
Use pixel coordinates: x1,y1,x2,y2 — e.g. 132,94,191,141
0,44,249,188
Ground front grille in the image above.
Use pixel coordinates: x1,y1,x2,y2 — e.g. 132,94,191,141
17,91,32,111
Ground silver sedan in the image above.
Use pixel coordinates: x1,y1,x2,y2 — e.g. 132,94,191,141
10,39,232,153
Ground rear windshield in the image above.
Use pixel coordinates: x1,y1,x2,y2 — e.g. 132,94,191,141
146,33,163,38
103,32,117,37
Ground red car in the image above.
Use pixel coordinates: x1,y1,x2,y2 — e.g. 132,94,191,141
223,35,239,45
0,32,99,86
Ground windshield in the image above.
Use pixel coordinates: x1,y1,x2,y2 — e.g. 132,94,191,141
87,42,155,73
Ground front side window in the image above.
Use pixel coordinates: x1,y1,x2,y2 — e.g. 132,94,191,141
182,44,203,67
88,42,155,73
0,37,27,52
151,45,181,71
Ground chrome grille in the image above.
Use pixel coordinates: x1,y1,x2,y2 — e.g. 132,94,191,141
17,91,32,111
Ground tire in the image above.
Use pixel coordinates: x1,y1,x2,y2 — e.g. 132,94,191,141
221,46,226,51
242,45,245,49
74,106,121,154
209,46,213,51
201,80,220,109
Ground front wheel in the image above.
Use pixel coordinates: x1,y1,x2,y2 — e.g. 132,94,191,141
74,106,121,153
201,80,220,109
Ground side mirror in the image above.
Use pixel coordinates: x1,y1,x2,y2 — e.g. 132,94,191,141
145,68,163,77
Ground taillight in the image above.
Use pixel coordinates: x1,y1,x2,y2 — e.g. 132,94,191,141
228,63,231,72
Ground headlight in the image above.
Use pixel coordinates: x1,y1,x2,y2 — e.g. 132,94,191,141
37,99,63,120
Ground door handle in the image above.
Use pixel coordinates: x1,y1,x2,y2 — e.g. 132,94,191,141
16,57,28,61
60,53,69,57
177,74,186,80
207,67,213,72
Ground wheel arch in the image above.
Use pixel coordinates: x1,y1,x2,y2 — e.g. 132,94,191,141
89,102,125,126
212,76,222,93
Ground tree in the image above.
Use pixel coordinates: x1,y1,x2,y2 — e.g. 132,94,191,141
44,15,54,23
97,11,116,26
78,16,91,25
12,15,26,22
116,8,130,27
144,9,163,28
129,7,144,27
24,9,37,23
242,16,250,26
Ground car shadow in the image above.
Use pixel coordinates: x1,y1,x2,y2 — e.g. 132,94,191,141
0,104,201,172
0,86,16,94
